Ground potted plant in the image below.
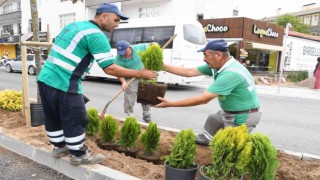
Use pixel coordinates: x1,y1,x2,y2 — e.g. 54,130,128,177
247,133,280,180
138,121,161,164
137,44,167,105
97,115,119,151
162,129,198,180
199,125,252,180
86,108,100,137
116,116,141,157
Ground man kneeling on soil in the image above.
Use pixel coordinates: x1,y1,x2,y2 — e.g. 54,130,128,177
154,39,262,146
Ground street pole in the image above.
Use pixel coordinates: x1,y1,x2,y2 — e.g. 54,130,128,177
277,23,292,93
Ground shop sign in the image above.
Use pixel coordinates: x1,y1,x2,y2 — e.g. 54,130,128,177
253,25,279,38
204,24,229,33
303,46,320,56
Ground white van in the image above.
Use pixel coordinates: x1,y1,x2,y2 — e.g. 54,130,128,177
86,17,207,85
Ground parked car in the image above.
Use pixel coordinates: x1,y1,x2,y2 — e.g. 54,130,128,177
5,54,48,75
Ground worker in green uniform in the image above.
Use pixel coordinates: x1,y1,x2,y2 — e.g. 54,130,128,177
115,40,152,123
154,39,261,146
37,3,156,165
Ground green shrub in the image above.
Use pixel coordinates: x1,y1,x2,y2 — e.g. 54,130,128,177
86,108,100,136
140,44,164,83
117,116,141,148
162,129,196,169
286,71,308,82
205,125,252,179
141,121,160,156
100,115,118,143
140,44,164,71
248,133,280,180
0,89,22,112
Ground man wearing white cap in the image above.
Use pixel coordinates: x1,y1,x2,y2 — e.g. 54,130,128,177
115,40,155,123
154,39,261,146
37,3,156,165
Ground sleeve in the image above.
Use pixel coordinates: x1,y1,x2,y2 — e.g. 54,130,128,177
86,31,114,69
197,64,213,76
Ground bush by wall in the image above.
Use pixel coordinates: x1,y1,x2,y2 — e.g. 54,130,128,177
0,89,22,112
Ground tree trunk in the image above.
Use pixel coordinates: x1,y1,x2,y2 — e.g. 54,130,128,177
30,0,41,103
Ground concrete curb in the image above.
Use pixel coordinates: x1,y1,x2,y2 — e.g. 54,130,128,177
0,127,140,180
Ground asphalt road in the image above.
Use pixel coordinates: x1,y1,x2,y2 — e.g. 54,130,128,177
0,145,73,180
0,68,319,157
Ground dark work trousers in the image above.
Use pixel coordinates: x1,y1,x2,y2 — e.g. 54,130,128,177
38,81,89,157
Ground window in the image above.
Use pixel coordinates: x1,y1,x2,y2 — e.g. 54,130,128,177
3,4,12,13
304,15,311,25
28,18,42,32
183,24,206,45
61,0,69,2
110,26,175,48
197,14,204,20
311,14,319,26
233,9,239,16
2,24,13,35
60,13,76,29
138,7,159,18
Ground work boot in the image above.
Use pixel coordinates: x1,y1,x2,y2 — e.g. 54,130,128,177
52,146,69,158
195,133,210,146
143,114,151,123
70,150,105,165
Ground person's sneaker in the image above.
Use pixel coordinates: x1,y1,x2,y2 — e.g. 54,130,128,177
143,114,151,123
52,146,69,158
70,151,105,165
195,133,210,146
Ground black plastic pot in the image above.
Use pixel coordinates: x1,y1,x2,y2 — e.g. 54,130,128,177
199,164,212,180
30,103,45,127
164,161,198,180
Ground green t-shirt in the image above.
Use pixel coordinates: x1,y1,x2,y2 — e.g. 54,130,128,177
38,21,114,94
197,57,259,125
114,43,149,70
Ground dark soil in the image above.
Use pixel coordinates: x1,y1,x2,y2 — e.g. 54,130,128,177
137,81,167,105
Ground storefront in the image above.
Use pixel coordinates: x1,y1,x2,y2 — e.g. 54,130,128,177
0,35,20,59
199,17,284,74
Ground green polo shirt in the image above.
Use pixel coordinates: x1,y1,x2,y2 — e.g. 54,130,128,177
197,57,259,125
114,43,150,78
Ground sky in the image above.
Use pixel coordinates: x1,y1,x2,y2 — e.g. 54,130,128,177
236,0,320,19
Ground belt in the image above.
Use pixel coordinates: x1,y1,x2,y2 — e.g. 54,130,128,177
224,108,259,114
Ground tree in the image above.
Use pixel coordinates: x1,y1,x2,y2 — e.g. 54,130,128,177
30,0,41,103
275,13,310,34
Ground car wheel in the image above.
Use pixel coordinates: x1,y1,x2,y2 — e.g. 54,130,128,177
28,66,36,75
5,64,12,73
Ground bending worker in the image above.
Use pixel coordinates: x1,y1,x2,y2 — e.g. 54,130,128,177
154,39,261,146
115,40,152,123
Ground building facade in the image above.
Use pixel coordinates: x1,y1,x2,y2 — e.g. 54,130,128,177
262,3,320,36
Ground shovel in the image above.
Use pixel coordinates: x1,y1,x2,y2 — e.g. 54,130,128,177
99,34,177,120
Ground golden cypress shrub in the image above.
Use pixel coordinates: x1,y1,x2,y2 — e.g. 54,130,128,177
0,89,22,112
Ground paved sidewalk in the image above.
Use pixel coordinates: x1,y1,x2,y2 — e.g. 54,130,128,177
257,85,320,101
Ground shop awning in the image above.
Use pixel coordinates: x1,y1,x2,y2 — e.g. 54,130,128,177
246,42,283,51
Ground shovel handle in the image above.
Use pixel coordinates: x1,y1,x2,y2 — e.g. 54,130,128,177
161,34,177,49
100,78,135,120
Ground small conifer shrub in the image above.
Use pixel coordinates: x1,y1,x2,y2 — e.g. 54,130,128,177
86,108,100,136
141,121,160,156
248,133,280,180
100,115,118,143
204,125,252,179
118,116,141,148
162,129,196,169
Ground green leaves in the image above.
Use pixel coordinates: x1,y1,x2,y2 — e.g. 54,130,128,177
141,121,160,156
118,116,141,148
0,89,22,112
248,133,279,180
86,108,100,136
100,115,118,143
163,129,196,169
